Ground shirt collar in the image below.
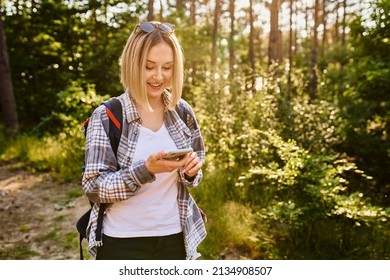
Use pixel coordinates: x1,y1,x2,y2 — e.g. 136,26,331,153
123,91,141,124
123,90,173,123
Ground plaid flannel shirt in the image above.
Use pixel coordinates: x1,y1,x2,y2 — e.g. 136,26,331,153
82,91,206,259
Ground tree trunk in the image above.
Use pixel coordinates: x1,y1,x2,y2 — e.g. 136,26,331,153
322,0,328,51
0,11,19,135
159,0,164,22
342,0,347,46
268,0,281,65
190,0,196,25
211,0,221,75
228,0,235,76
288,0,294,99
245,0,256,92
248,0,255,74
310,0,319,100
148,0,154,21
334,2,340,44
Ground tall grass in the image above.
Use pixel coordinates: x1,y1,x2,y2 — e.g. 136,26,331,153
0,130,84,181
193,169,274,259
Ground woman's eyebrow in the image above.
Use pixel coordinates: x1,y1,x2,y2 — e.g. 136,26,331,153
146,60,174,64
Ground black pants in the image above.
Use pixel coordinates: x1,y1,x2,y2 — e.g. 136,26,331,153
96,232,186,260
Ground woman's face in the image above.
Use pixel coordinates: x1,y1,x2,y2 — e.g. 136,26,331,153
145,42,174,101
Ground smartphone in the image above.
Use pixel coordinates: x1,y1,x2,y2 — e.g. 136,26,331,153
163,148,193,160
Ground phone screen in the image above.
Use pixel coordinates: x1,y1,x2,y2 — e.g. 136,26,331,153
163,148,193,159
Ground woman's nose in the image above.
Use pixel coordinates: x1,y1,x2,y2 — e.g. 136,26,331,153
153,69,163,80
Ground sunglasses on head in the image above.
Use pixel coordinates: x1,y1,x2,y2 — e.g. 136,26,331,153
137,22,175,34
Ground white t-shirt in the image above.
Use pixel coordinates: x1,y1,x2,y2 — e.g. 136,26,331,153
103,123,182,237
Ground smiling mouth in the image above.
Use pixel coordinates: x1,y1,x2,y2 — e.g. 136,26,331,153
149,82,163,89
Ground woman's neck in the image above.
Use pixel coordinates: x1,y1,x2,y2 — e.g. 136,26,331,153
148,96,165,111
135,97,165,132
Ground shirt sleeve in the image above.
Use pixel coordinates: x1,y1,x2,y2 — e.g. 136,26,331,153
81,105,155,204
177,101,205,188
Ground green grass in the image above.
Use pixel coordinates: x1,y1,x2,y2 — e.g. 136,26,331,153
0,245,39,259
0,132,84,180
19,225,30,232
194,169,264,259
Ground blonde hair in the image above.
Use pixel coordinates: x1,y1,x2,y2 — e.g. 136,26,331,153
120,23,184,111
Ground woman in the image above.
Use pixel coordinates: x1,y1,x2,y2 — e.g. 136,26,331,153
82,22,206,260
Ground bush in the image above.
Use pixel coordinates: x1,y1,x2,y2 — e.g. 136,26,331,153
34,80,109,136
228,130,389,259
0,80,110,180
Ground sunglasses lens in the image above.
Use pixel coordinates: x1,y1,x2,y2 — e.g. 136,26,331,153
139,22,155,33
160,23,174,33
138,22,174,34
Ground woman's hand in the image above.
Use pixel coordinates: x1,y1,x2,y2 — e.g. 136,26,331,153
145,151,202,178
145,151,188,174
181,152,202,178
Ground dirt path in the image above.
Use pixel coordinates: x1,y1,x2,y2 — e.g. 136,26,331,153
0,161,90,259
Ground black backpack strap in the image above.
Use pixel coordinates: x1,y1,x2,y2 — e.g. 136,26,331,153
94,98,123,247
79,234,84,260
176,100,186,125
103,97,123,156
176,99,198,130
78,98,123,260
94,203,107,246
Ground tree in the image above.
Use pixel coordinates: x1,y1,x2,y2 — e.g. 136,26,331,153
0,10,19,135
148,0,154,21
268,0,281,65
334,1,340,44
189,0,196,25
211,0,221,75
248,0,255,74
336,0,390,202
321,0,328,51
2,0,139,130
287,0,294,97
309,0,320,99
341,0,347,46
228,0,236,76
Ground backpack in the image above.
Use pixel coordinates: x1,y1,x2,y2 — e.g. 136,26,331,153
76,97,122,260
76,97,190,260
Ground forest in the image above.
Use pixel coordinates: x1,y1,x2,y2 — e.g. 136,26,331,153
0,0,389,259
